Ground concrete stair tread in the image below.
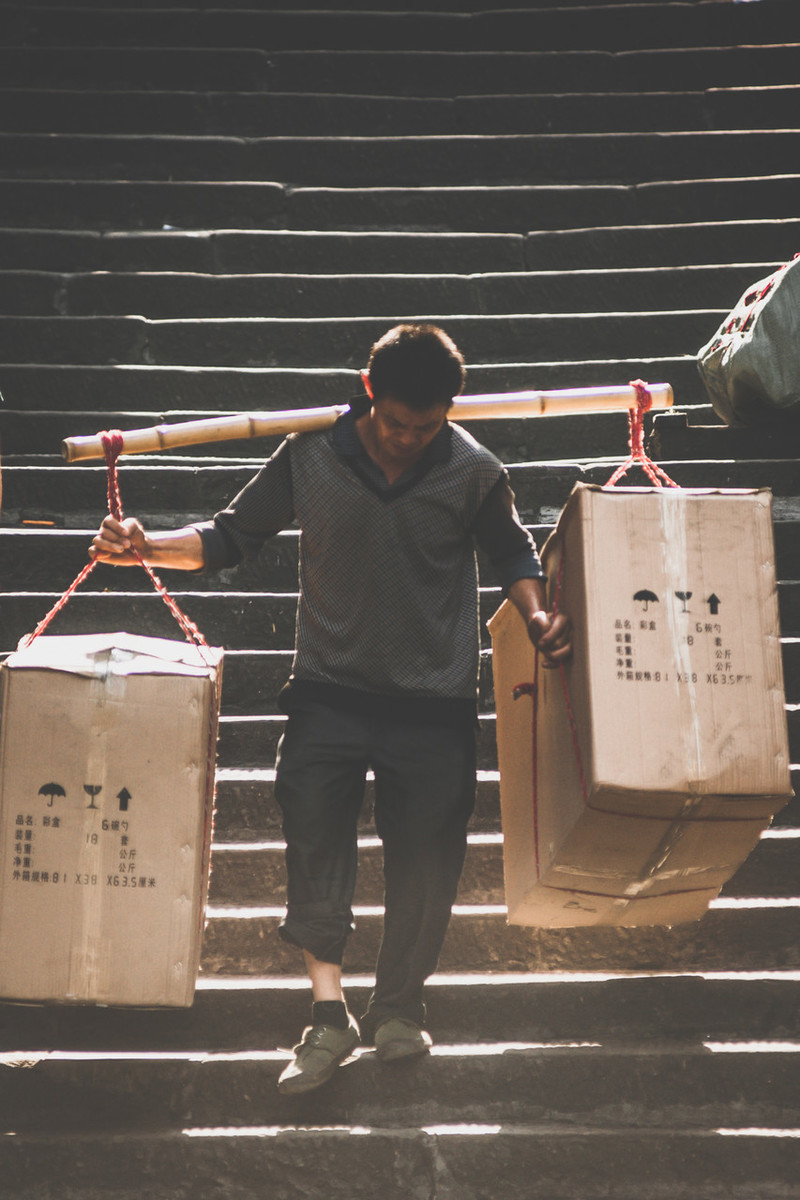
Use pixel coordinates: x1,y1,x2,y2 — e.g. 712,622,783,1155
1,175,798,233
2,40,800,94
2,130,799,187
0,222,794,275
0,1039,798,1138
0,262,783,318
206,833,800,909
3,86,799,138
4,3,799,54
208,766,800,835
525,218,800,268
201,905,800,976
0,311,737,367
0,1125,797,1200
0,227,531,274
3,972,800,1051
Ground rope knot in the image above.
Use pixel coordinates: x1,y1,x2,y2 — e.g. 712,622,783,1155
604,380,680,490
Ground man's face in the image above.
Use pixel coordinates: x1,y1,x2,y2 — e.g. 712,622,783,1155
369,395,449,468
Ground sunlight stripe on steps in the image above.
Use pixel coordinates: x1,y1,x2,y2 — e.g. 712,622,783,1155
178,1123,800,1140
212,831,504,851
211,829,795,851
205,898,800,918
195,969,800,991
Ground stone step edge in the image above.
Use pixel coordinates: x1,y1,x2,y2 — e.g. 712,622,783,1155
4,1039,799,1066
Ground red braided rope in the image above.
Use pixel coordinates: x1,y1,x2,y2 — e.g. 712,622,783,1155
604,381,680,489
24,431,209,651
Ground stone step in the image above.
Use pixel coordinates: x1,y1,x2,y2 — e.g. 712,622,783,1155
4,85,799,137
0,227,530,275
0,311,731,367
650,409,800,462
3,972,799,1053
526,218,800,269
0,1125,797,1200
0,174,796,233
0,223,791,278
2,130,798,186
201,905,800,976
0,1042,797,1135
1,40,798,94
272,175,800,235
206,833,799,910
2,460,797,527
213,765,800,839
0,263,779,318
0,358,708,413
4,3,797,54
215,704,800,772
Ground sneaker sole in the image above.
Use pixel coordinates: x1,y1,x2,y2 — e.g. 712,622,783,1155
375,1040,431,1064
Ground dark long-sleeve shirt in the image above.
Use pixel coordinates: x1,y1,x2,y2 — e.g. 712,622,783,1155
194,401,544,723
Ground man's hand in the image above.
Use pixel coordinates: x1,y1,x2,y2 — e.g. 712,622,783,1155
90,516,147,566
89,518,206,571
507,578,573,668
526,609,572,668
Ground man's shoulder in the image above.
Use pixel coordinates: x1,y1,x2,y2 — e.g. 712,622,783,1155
447,421,504,471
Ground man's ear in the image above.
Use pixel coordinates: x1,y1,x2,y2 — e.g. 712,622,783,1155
360,370,374,399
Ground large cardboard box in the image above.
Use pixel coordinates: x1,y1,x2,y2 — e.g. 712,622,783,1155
0,632,223,1005
488,485,792,928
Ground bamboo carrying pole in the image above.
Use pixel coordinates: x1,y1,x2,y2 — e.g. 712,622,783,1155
61,383,673,463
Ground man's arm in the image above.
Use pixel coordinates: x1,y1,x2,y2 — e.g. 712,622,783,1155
90,437,296,573
472,474,572,665
90,517,205,571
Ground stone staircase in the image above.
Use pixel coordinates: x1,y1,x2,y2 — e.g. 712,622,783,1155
0,1,798,1195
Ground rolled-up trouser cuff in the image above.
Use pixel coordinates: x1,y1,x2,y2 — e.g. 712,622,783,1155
277,907,353,966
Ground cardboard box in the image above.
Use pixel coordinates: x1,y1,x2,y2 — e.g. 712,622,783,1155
488,485,792,927
0,632,223,1005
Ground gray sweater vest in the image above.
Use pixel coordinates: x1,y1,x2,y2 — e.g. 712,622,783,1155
289,424,504,700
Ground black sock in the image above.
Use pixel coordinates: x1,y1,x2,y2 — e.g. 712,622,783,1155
312,1000,350,1030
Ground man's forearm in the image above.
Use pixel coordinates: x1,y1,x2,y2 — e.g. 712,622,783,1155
140,527,206,571
507,576,548,624
90,517,206,570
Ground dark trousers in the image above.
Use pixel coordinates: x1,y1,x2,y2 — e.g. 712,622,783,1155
274,701,476,1031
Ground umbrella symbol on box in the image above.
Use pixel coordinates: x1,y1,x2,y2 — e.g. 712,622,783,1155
634,589,659,612
38,782,66,807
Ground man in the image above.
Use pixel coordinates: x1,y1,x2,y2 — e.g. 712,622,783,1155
91,323,571,1095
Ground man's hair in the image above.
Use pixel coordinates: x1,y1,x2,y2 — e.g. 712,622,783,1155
365,323,466,411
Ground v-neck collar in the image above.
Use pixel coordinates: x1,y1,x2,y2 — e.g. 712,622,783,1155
332,395,453,500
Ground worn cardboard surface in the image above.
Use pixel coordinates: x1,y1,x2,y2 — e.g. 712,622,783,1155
488,485,792,928
0,632,223,1005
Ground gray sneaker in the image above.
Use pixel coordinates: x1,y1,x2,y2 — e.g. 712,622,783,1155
374,1017,432,1063
278,1018,360,1095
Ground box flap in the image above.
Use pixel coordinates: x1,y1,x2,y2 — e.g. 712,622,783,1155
6,632,223,679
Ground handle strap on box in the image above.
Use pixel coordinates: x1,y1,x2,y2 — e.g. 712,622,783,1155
24,431,209,650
